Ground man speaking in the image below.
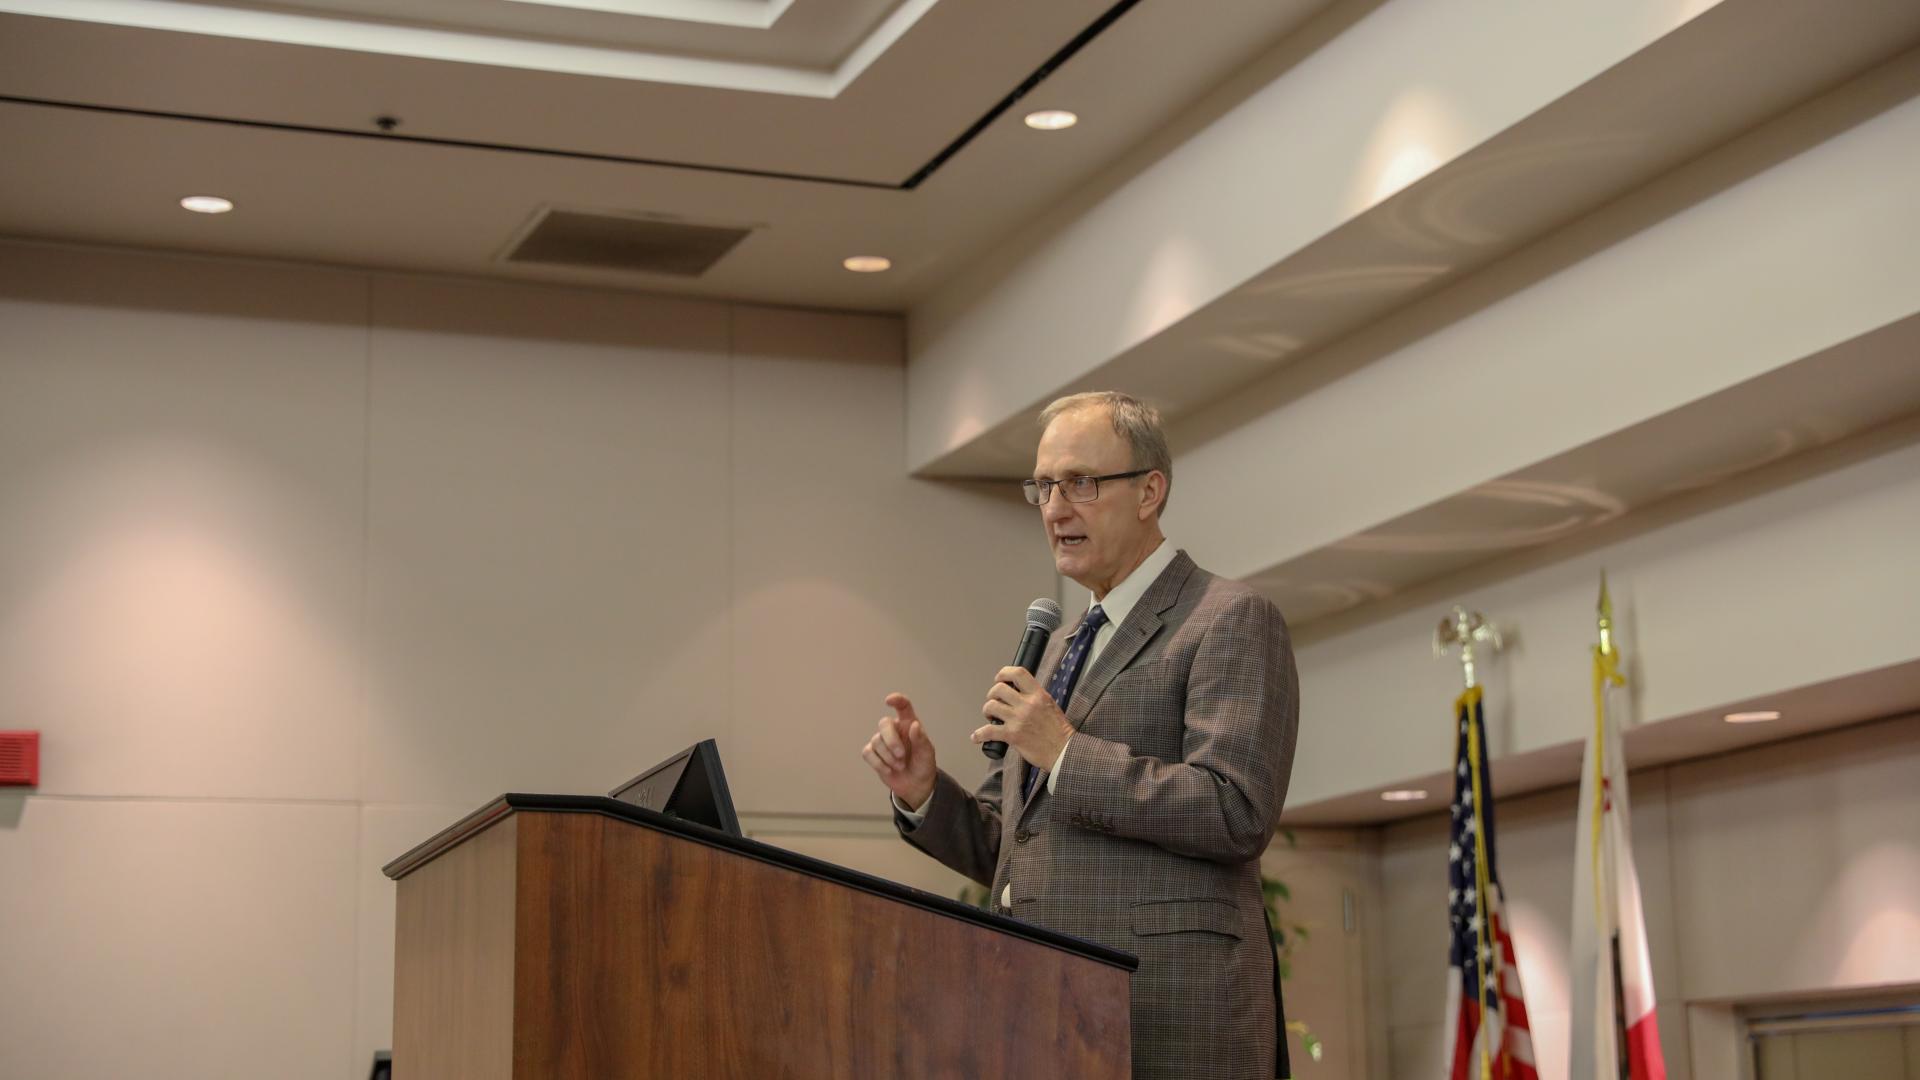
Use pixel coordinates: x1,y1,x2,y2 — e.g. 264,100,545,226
861,391,1299,1078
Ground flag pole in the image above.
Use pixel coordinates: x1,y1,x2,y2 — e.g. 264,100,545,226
1593,574,1631,1079
1436,607,1503,1080
1592,575,1617,919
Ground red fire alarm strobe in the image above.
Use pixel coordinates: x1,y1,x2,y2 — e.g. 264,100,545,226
0,731,38,786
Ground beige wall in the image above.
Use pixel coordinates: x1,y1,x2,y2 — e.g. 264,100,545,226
1285,412,1920,810
4,236,1915,1080
1377,712,1920,1080
1260,828,1390,1079
0,240,1042,1078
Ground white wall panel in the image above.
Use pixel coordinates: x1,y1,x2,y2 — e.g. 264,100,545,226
0,244,368,801
749,827,974,900
359,274,734,807
1668,715,1920,1002
727,304,1051,813
0,797,359,1079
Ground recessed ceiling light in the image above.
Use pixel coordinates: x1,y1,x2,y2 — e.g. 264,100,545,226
1724,710,1782,724
1381,789,1428,802
180,195,234,214
1024,109,1079,131
842,255,891,273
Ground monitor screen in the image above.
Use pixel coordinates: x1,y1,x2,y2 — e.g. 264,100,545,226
608,738,741,836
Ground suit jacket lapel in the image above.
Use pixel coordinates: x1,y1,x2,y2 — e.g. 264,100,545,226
1065,551,1194,727
1017,551,1195,823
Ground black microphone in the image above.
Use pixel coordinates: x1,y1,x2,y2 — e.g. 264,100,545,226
984,598,1064,760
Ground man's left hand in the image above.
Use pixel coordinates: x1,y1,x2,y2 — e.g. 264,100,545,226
973,667,1073,772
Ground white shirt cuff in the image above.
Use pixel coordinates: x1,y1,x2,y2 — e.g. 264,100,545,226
895,737,1067,832
893,790,933,826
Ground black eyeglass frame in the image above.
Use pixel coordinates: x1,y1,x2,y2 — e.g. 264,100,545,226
1022,468,1154,506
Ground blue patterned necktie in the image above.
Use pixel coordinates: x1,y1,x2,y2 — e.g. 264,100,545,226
1024,605,1109,799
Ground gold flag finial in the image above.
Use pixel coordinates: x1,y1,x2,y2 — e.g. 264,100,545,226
1434,605,1503,690
1595,570,1626,692
1596,570,1615,660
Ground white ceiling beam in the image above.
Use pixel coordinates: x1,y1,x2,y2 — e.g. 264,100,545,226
1281,415,1920,818
0,0,939,95
905,0,1920,476
1166,60,1920,589
905,0,1749,471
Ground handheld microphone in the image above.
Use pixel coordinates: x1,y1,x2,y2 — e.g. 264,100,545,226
984,597,1064,760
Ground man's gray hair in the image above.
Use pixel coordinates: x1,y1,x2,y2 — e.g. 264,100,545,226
1038,391,1173,515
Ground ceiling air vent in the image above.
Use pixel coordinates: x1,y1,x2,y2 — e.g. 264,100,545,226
502,207,753,278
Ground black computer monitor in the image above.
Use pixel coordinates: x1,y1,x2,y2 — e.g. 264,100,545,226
608,738,741,836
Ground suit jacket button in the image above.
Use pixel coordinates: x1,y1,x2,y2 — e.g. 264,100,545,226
1015,827,1031,844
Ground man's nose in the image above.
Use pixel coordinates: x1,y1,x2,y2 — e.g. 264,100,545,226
1041,496,1073,524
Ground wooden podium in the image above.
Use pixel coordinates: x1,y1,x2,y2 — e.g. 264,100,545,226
384,794,1135,1078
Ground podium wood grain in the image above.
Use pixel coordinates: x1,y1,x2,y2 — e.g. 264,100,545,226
390,803,1131,1078
393,814,518,1080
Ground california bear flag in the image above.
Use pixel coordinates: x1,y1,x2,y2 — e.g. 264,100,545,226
1569,579,1666,1080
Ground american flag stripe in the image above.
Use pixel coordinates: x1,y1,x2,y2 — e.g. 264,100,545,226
1443,687,1538,1080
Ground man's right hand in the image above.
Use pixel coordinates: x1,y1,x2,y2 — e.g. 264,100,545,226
862,692,937,812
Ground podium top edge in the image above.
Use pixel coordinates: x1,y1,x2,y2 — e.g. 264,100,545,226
381,791,1139,972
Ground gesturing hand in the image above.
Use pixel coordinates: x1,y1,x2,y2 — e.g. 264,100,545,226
973,667,1073,773
862,693,937,811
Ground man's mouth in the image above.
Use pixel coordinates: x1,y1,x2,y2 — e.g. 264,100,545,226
1056,535,1088,548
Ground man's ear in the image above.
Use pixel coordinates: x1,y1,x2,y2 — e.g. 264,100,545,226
1137,471,1166,521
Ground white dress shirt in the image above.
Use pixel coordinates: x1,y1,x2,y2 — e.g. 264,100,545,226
897,540,1175,908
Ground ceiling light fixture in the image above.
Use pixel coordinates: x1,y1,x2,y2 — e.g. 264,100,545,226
842,255,891,273
180,195,234,214
1723,710,1782,724
1380,789,1428,802
1024,109,1079,131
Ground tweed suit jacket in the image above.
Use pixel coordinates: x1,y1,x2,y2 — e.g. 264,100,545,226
900,550,1299,1079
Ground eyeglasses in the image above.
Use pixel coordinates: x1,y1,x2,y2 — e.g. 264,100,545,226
1022,469,1151,506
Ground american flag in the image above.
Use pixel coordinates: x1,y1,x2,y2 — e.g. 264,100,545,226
1443,686,1538,1080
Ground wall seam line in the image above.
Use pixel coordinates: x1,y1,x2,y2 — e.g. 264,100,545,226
11,793,364,806
349,270,375,1078
726,302,738,767
1662,765,1692,1023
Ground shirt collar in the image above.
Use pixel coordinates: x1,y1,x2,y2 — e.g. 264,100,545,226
1085,540,1174,631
